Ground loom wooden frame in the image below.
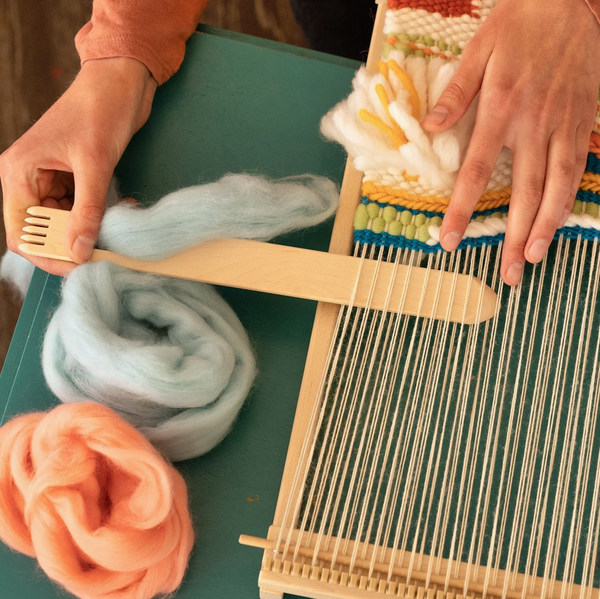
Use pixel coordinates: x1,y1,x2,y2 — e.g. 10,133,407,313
242,3,599,599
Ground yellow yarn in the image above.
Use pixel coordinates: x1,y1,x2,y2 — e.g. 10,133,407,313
358,109,407,148
363,171,600,213
386,59,420,120
358,58,422,149
374,84,408,146
580,171,600,192
362,182,512,213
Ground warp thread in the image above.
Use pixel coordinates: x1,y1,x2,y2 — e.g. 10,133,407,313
0,402,194,599
43,173,339,462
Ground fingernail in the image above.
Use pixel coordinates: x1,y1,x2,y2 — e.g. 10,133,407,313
442,230,461,252
423,106,448,127
506,262,524,286
559,208,570,229
72,235,95,263
527,239,548,264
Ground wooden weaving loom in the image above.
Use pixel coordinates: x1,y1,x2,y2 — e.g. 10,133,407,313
240,1,600,599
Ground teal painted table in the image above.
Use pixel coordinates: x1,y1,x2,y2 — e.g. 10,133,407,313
0,27,358,599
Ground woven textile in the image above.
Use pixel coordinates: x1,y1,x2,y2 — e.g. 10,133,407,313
321,0,600,252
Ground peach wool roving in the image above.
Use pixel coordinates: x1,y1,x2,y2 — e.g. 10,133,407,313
0,402,194,599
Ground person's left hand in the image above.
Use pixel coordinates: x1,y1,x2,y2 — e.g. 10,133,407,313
422,0,600,285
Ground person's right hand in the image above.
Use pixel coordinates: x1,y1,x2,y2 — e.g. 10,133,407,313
0,57,157,276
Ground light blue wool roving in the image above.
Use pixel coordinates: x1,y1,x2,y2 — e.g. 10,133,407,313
98,174,339,260
42,173,339,462
43,264,256,462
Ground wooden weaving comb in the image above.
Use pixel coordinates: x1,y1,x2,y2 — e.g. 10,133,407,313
19,203,498,324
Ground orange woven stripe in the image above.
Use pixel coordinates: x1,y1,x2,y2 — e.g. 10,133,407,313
362,182,511,213
581,171,600,193
590,133,600,158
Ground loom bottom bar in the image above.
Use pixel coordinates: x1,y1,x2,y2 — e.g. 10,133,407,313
243,527,598,599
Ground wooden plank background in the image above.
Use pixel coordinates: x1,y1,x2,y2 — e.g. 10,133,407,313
0,0,305,371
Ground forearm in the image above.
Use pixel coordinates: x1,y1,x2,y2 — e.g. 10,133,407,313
585,0,600,25
75,0,208,85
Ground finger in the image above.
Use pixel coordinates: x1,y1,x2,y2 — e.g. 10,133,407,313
39,170,75,201
1,173,76,276
1,171,40,258
40,197,61,210
524,130,576,264
58,197,74,210
575,124,590,194
440,120,505,251
39,197,74,211
501,138,548,285
19,254,77,277
65,161,112,264
562,124,593,226
556,128,587,230
422,39,492,132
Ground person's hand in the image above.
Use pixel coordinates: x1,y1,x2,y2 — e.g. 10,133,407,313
422,0,600,285
0,57,157,276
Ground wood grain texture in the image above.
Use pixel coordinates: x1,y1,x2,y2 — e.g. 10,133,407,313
20,205,497,323
0,0,303,371
203,0,307,46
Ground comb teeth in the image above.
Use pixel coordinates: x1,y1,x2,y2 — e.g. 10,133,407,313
26,205,53,218
25,216,50,227
18,206,74,262
22,225,48,236
20,234,46,245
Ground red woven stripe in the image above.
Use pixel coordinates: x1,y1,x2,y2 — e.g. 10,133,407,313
387,0,477,17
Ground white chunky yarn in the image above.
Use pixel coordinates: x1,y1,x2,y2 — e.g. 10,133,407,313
321,48,513,197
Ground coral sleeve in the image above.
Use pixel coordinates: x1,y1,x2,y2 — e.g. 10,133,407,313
75,0,208,85
585,0,600,26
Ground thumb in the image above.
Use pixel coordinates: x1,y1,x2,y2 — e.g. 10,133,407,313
421,40,491,132
66,165,112,264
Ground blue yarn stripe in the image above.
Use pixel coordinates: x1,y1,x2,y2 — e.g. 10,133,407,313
354,225,600,253
586,152,600,173
576,189,600,205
